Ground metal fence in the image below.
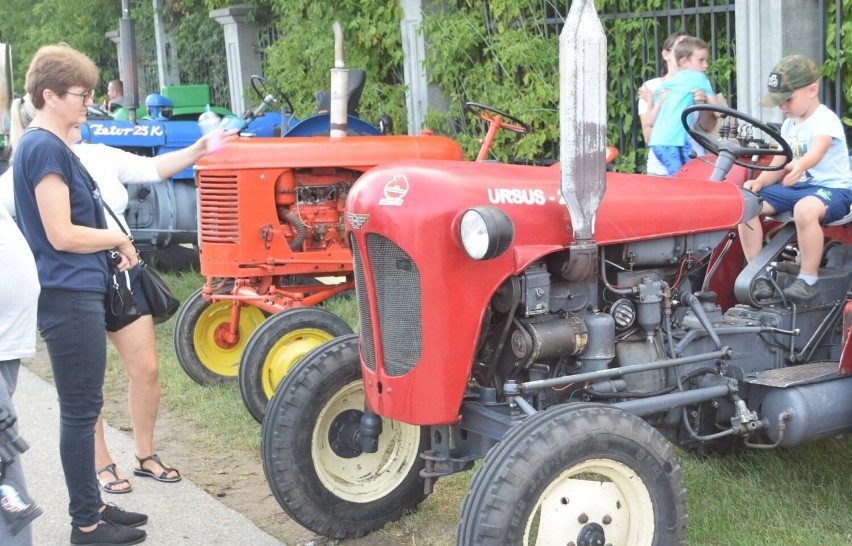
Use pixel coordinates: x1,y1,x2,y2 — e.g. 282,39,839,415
253,1,847,156
480,0,846,163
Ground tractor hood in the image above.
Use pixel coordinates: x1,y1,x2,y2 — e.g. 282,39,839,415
348,159,747,252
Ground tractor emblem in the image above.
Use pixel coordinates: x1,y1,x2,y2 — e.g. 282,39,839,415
346,212,371,230
379,174,410,206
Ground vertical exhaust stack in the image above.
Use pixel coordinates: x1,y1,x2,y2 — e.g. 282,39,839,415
329,21,349,138
558,0,607,281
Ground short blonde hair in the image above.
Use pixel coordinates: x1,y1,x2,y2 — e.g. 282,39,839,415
25,43,99,109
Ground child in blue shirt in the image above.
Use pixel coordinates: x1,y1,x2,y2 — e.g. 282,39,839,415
648,36,717,175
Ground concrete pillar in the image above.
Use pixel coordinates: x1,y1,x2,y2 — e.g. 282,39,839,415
400,0,451,134
400,0,428,134
106,30,123,82
736,0,822,123
153,0,180,88
210,3,262,115
106,29,149,99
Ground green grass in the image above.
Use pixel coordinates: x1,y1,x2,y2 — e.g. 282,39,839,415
132,270,852,545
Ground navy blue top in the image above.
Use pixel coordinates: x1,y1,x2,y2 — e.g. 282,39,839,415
13,128,109,292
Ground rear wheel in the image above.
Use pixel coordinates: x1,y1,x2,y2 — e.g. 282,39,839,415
457,405,687,546
174,284,267,384
238,307,353,423
261,335,429,539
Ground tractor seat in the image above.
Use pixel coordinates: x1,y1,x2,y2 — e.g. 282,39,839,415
313,68,366,118
769,156,852,226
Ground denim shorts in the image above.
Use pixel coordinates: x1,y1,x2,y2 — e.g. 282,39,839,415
759,183,852,224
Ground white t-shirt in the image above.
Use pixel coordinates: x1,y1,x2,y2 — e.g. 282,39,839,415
1,143,162,234
0,202,39,360
638,77,667,176
781,104,852,189
73,143,162,232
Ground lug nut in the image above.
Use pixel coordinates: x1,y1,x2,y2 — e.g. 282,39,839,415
602,514,612,524
577,512,589,524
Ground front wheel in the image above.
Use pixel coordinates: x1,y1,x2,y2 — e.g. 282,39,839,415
457,405,687,546
261,335,429,539
173,284,267,384
238,307,353,423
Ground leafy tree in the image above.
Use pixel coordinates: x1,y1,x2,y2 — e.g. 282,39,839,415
262,0,407,130
0,0,119,96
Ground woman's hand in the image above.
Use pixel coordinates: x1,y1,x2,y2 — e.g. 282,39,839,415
115,239,138,271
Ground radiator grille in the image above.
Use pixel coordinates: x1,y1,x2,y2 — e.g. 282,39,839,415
366,234,422,377
351,233,376,372
198,174,239,244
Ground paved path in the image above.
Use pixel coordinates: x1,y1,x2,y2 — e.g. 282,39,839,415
14,365,283,546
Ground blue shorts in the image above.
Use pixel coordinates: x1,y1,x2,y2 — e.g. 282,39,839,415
650,142,694,176
759,183,852,224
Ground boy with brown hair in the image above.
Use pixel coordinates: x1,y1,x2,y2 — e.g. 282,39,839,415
741,55,852,303
647,36,718,175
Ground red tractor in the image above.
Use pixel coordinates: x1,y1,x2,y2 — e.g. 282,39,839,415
259,2,852,543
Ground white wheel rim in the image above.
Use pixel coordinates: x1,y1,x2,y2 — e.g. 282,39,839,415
524,458,655,546
311,380,421,502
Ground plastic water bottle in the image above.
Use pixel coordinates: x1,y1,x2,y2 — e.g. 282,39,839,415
197,105,222,153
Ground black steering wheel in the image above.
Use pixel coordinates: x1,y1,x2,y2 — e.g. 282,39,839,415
682,104,792,172
250,75,294,116
465,102,532,134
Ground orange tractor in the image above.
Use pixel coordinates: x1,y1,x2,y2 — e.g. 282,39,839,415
173,130,464,419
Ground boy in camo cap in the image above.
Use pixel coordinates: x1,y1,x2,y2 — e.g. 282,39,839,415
739,55,852,303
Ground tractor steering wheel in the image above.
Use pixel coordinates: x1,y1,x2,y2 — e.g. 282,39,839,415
250,75,294,116
682,104,792,173
465,102,532,134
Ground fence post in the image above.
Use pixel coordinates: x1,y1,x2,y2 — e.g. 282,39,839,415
210,3,262,115
735,0,823,123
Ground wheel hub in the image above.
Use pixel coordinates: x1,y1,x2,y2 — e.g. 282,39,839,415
576,522,606,546
213,323,239,349
327,409,363,458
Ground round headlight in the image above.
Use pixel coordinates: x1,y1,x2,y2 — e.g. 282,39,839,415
459,206,514,260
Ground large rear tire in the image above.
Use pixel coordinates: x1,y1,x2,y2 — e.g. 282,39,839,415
261,335,429,539
238,307,353,423
174,284,266,385
457,405,688,546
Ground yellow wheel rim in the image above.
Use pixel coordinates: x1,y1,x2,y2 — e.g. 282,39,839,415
192,302,266,377
260,328,336,397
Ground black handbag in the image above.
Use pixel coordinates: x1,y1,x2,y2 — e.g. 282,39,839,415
138,260,180,324
106,257,142,332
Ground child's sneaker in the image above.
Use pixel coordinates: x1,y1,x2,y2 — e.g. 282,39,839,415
783,278,818,303
752,278,774,299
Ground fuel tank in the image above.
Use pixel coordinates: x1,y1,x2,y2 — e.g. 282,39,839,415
752,373,852,447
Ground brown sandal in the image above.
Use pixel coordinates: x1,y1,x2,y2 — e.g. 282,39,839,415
97,463,133,494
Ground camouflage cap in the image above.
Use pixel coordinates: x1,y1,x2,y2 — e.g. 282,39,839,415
760,55,820,107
